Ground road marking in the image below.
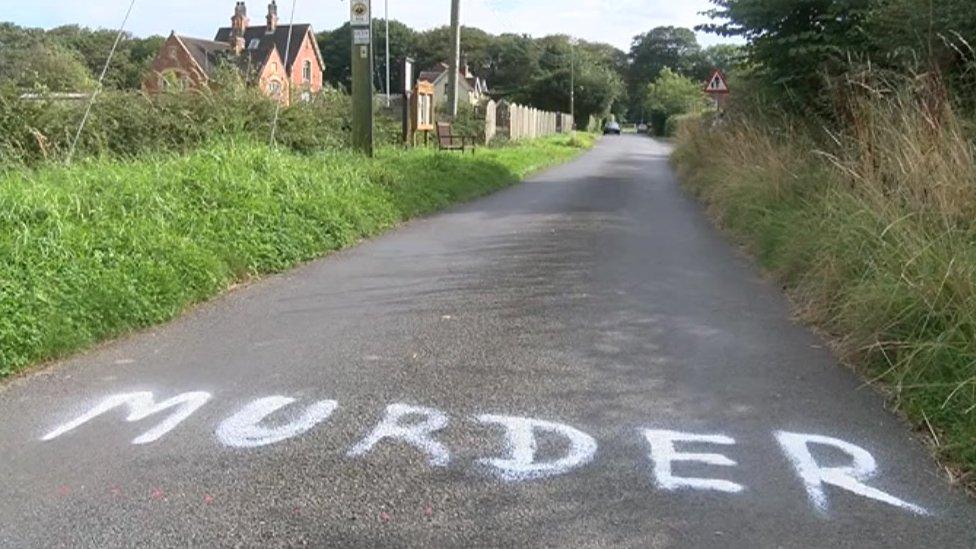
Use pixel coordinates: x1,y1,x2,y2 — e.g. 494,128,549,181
642,430,743,493
38,391,935,516
41,391,211,444
216,396,338,448
476,414,598,481
347,403,451,467
775,431,928,515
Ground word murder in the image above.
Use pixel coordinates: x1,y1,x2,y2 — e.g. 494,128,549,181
41,391,928,516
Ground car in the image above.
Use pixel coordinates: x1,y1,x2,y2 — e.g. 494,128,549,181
637,123,649,133
603,121,621,135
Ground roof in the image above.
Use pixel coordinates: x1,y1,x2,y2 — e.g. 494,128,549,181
418,62,488,94
418,62,450,84
214,24,323,75
175,35,231,77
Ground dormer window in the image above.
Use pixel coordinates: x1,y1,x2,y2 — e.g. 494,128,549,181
302,60,312,83
248,38,260,50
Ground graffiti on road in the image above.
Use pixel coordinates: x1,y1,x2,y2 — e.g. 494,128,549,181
41,390,930,516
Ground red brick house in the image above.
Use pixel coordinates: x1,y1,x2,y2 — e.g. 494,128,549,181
144,1,325,105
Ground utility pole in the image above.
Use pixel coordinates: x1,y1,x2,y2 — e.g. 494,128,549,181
447,0,461,118
350,0,374,155
570,37,577,134
385,0,391,107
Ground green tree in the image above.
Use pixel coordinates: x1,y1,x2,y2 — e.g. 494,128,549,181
0,24,94,91
46,25,164,89
484,33,540,98
643,67,708,135
626,26,702,119
701,0,873,110
372,19,417,94
413,25,494,77
521,35,624,126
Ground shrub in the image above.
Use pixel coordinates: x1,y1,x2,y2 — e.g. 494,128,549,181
0,86,404,168
673,72,976,486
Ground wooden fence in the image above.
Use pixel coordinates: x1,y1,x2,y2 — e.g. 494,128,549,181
494,100,574,142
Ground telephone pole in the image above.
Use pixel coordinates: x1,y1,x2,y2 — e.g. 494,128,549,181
570,38,576,133
350,0,374,155
447,0,461,118
385,0,391,107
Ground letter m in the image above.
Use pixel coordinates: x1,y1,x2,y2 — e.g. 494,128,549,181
42,391,212,445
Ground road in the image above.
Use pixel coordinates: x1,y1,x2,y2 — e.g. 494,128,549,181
1,135,974,547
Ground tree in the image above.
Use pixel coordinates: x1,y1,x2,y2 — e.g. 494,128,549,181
46,25,164,89
413,25,494,76
318,25,351,89
0,23,95,91
484,33,540,98
626,27,702,119
700,0,873,110
643,68,708,135
521,35,624,125
372,19,416,94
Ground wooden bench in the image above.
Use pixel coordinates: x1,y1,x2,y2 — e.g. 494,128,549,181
436,122,477,153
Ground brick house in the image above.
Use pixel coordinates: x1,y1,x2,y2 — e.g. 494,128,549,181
144,1,325,105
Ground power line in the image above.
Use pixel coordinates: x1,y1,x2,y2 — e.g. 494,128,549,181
270,0,299,147
66,0,138,165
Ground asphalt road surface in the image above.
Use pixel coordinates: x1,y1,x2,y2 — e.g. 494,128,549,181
1,135,974,548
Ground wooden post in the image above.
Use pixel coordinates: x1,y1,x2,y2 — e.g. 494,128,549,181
350,0,374,155
447,0,461,118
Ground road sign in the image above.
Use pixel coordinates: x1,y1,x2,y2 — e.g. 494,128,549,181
350,0,370,26
705,69,729,94
353,28,370,45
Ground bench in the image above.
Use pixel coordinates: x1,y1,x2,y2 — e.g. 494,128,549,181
436,122,477,153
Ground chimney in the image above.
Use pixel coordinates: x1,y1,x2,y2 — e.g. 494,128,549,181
266,1,278,33
230,2,249,54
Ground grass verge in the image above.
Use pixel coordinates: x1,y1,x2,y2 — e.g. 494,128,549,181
672,98,976,490
0,134,594,377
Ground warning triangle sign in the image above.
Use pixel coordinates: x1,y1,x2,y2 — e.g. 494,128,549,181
705,69,729,94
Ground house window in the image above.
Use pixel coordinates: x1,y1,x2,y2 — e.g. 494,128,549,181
303,60,312,83
271,62,278,73
248,38,260,50
268,80,282,96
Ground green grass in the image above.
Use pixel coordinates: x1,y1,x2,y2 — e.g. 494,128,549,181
0,134,594,377
672,106,976,490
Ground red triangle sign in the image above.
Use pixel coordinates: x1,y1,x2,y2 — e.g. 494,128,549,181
704,69,729,94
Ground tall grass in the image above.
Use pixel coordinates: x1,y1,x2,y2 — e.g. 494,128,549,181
0,134,592,377
673,75,976,487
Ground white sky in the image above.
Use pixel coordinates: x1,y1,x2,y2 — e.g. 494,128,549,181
0,0,735,51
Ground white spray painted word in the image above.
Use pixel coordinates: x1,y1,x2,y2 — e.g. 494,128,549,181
40,391,930,515
476,414,598,481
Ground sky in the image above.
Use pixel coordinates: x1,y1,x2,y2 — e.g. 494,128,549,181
0,0,735,51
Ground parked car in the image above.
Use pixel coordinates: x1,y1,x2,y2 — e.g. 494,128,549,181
637,123,649,133
604,121,621,135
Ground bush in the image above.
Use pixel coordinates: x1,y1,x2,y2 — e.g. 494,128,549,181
0,85,404,168
672,73,976,487
664,112,702,137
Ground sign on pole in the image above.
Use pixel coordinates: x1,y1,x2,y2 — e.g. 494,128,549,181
350,0,373,155
350,0,370,26
704,69,730,110
704,69,730,94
